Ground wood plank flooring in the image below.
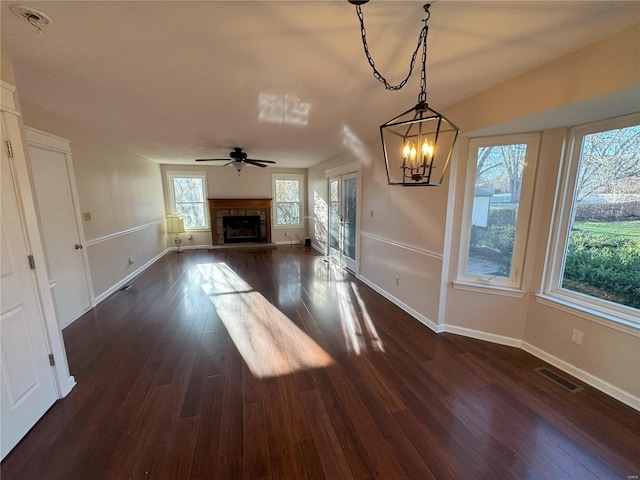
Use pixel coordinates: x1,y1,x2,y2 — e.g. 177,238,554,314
2,247,639,479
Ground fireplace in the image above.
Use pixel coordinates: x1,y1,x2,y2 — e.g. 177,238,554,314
209,198,272,246
223,215,261,243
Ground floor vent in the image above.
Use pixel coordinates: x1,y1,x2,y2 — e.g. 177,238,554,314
535,367,583,393
118,285,132,291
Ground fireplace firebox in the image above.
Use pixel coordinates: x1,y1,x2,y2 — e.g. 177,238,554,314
223,215,261,243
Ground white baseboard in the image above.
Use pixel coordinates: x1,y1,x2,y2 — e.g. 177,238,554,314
311,242,326,256
443,324,523,348
357,274,441,333
522,342,640,411
93,249,171,305
58,375,76,398
355,275,639,412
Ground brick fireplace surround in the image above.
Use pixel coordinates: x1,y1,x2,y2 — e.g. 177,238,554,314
208,198,272,246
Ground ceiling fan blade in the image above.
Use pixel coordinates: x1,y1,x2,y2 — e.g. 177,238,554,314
195,158,229,162
244,159,270,168
246,158,276,164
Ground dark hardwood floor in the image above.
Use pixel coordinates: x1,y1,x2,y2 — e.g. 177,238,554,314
2,247,639,479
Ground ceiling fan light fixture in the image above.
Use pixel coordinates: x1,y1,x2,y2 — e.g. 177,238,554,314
349,2,459,186
232,161,245,174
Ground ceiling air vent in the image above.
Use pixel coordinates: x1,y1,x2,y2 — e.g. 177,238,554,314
11,6,53,33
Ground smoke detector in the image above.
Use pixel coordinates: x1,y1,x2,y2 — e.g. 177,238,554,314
11,5,53,33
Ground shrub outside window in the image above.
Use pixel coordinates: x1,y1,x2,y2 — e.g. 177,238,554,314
272,174,304,228
167,171,208,230
457,134,540,291
544,114,640,326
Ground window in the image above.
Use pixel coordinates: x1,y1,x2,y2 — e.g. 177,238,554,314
272,173,304,228
457,134,540,293
166,171,208,230
543,114,640,327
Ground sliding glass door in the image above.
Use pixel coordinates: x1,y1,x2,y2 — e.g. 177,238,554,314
328,172,359,272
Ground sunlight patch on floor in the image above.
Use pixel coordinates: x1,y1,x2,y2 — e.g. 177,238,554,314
198,263,335,379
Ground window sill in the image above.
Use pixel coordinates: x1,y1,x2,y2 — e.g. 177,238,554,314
272,224,305,230
452,280,525,298
535,293,640,337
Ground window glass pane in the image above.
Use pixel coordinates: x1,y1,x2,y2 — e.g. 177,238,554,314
173,177,204,202
276,203,300,225
176,203,205,228
561,124,640,309
276,179,299,203
466,144,527,277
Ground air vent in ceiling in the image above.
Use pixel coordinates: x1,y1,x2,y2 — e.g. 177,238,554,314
11,5,53,32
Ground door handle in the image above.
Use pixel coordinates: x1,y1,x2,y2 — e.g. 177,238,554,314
74,244,83,250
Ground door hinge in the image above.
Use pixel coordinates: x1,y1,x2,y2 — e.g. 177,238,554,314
48,354,55,366
6,140,13,158
28,254,36,270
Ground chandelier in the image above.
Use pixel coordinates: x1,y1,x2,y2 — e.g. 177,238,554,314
349,1,459,186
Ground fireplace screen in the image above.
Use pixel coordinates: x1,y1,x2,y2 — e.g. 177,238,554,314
223,215,261,243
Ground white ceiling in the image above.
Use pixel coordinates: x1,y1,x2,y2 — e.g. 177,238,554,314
2,1,639,168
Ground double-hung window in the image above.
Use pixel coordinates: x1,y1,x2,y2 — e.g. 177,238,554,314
166,171,209,230
272,173,304,228
542,113,640,328
456,133,540,294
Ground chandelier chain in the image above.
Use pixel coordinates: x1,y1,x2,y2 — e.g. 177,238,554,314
355,4,429,92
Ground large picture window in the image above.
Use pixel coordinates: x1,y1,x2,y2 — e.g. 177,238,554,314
166,171,208,230
272,174,304,228
543,114,640,327
457,134,539,293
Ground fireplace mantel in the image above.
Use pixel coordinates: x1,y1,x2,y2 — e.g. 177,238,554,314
209,198,272,245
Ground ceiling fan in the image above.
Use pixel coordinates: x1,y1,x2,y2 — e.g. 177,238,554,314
196,147,276,174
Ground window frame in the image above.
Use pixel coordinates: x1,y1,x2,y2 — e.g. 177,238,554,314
456,133,540,294
540,113,640,330
271,173,305,229
166,170,209,231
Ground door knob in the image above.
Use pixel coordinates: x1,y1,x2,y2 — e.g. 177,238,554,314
74,244,83,249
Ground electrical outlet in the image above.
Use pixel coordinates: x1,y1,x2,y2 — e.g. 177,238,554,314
571,329,583,345
82,211,92,221
128,257,135,265
395,276,400,286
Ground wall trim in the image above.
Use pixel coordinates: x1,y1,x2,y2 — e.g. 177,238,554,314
442,324,523,348
358,274,441,333
325,160,361,178
58,375,77,398
358,270,639,412
360,231,443,261
522,342,640,411
311,242,326,256
85,220,162,246
93,248,170,305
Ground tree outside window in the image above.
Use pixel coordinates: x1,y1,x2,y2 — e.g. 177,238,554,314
459,134,539,289
273,174,304,227
167,172,208,229
561,122,640,310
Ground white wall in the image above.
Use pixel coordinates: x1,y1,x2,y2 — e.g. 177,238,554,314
160,164,307,247
20,104,167,302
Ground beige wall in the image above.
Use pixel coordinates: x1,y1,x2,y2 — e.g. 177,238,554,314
20,104,167,301
308,25,640,406
1,51,16,86
443,25,640,403
160,164,307,247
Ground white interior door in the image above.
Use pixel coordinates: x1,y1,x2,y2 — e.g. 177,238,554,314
328,172,359,273
26,130,91,328
1,123,58,460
